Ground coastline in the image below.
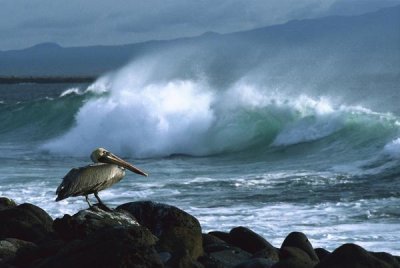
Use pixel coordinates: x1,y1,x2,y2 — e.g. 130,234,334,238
0,76,97,84
0,197,399,267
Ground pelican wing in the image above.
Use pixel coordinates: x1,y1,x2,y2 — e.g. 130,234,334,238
56,163,124,201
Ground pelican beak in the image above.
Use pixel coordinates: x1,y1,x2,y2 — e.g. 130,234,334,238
99,152,148,177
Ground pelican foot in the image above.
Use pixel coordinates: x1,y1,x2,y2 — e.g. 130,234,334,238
93,202,113,212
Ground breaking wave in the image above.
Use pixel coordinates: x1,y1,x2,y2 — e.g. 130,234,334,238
35,61,400,161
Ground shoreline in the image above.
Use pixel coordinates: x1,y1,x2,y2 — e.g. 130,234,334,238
0,76,97,84
0,197,399,267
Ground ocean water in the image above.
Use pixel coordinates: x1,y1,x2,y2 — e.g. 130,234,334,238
0,66,400,254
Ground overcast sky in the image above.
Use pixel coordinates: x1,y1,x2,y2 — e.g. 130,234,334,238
0,0,399,50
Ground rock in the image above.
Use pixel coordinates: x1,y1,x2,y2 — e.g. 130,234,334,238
203,233,231,255
203,233,228,247
252,247,279,262
0,238,37,263
208,231,232,245
53,206,140,240
198,254,226,268
118,201,203,260
229,227,275,255
0,239,20,261
166,249,204,268
35,226,163,268
158,251,172,264
205,244,234,254
0,203,53,243
315,243,392,268
234,258,276,268
274,246,317,268
280,232,319,262
10,239,68,268
201,246,252,268
0,197,17,211
315,248,330,262
370,252,400,267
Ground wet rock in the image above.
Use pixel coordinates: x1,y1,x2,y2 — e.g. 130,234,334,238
208,231,232,245
198,254,226,268
314,248,330,262
0,238,37,263
53,206,139,240
252,247,279,262
201,246,252,268
10,239,68,268
35,226,162,268
0,203,53,243
274,246,317,268
158,251,172,264
0,197,17,211
370,252,400,267
203,233,228,247
234,258,276,268
229,226,275,255
118,201,203,260
205,244,234,254
35,239,66,259
281,232,319,262
203,233,231,255
166,249,204,268
315,243,393,268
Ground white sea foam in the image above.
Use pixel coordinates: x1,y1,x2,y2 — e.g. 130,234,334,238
41,57,400,158
59,87,82,97
383,138,400,159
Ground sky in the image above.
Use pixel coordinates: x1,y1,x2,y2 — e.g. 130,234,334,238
0,0,399,51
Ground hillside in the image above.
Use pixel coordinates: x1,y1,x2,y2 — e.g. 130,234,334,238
0,5,398,77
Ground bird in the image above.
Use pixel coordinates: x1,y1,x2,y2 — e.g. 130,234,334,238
55,147,148,208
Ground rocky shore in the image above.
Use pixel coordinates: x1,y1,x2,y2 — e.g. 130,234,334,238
0,197,398,268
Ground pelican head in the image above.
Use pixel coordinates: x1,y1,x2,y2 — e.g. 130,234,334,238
90,148,148,176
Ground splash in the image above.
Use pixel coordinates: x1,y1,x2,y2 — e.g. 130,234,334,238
41,58,400,158
383,138,400,159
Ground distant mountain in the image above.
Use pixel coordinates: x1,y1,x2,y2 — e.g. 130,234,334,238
0,5,398,77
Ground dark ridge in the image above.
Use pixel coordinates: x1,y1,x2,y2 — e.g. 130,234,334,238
0,76,97,84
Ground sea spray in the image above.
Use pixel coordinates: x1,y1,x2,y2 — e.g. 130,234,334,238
40,68,400,161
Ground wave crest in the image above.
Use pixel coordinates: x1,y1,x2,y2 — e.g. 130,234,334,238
41,62,400,158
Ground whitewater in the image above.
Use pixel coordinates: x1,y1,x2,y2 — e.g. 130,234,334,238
0,55,400,255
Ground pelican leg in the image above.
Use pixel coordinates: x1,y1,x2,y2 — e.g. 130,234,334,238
94,192,104,204
85,195,93,208
94,192,111,211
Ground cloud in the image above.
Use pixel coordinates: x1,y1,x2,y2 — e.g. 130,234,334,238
0,0,399,50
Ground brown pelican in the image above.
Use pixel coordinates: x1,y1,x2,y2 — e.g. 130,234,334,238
56,148,148,208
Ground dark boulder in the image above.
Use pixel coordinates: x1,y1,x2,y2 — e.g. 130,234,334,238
229,226,275,255
35,226,162,268
252,247,279,262
370,252,400,267
208,231,232,245
0,203,53,243
53,206,140,240
0,238,37,263
274,246,317,268
234,258,276,268
314,248,330,262
166,249,204,268
203,233,228,247
200,246,252,268
315,243,393,268
203,233,230,255
280,232,319,262
118,201,203,260
13,239,66,267
0,197,17,211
